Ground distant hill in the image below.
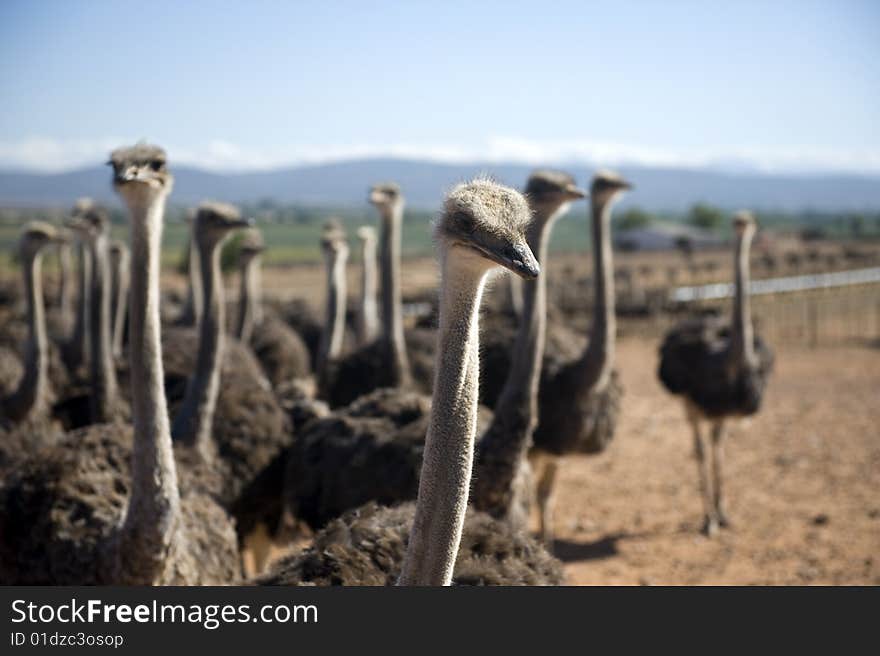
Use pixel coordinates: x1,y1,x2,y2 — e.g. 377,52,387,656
1,158,879,211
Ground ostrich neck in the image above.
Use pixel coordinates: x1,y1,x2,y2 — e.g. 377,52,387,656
235,256,262,343
473,205,560,516
71,241,92,368
379,205,411,385
578,198,616,388
87,233,119,423
318,249,347,376
5,251,49,420
171,237,224,456
58,244,72,325
181,236,202,326
359,238,378,343
399,252,489,586
111,253,129,359
730,231,755,368
119,194,182,584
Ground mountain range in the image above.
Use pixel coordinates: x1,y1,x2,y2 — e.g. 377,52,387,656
1,158,878,212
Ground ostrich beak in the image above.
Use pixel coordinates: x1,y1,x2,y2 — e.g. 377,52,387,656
473,234,540,280
565,184,588,200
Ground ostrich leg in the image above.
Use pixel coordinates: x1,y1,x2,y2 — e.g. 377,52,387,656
532,453,559,547
711,421,730,528
688,405,717,536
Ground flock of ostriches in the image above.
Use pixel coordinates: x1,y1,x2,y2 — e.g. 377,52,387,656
0,144,773,585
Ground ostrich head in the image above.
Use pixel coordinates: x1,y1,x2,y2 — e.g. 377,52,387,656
237,227,266,265
369,183,404,216
20,221,67,260
524,169,587,220
66,203,110,244
321,220,349,261
590,169,633,209
356,225,376,245
109,239,128,262
436,178,540,280
193,201,252,249
109,143,174,212
732,210,757,238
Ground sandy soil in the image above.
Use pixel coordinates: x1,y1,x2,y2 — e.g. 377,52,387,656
550,340,880,585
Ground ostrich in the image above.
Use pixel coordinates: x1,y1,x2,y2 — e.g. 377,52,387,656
56,237,74,332
472,170,587,528
529,171,631,545
258,178,561,586
168,202,291,542
316,221,349,385
658,211,774,536
0,144,240,584
321,183,414,406
355,225,380,346
234,227,311,390
0,223,67,478
109,239,130,359
62,198,95,375
66,206,124,424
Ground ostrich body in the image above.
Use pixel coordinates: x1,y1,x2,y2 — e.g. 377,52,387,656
109,239,130,359
234,228,311,389
472,170,586,527
658,211,774,535
321,184,414,407
0,223,67,478
529,171,631,544
261,179,560,586
356,225,380,346
0,144,239,584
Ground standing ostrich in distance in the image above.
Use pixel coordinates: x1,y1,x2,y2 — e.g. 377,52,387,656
0,144,240,584
472,170,587,527
258,179,561,586
320,184,413,406
234,227,311,390
530,171,631,545
355,225,380,346
66,207,124,424
316,221,350,384
168,202,290,545
177,210,202,327
109,239,130,359
0,223,67,477
62,198,95,376
659,211,774,536
56,236,74,332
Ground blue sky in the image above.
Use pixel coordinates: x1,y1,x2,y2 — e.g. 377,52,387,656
1,0,878,172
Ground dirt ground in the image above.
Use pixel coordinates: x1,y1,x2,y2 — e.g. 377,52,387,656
550,339,880,585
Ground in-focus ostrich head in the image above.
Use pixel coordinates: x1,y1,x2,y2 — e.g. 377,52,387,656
109,143,174,212
436,178,540,280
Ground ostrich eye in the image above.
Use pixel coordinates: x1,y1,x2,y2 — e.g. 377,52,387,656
149,160,164,172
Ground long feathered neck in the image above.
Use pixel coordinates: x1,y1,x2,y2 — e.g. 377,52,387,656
399,250,490,586
180,235,202,326
111,250,129,359
358,237,379,345
118,193,182,584
378,203,411,386
70,240,91,369
87,232,120,423
578,195,616,388
472,202,563,519
235,255,262,343
171,234,225,457
4,250,49,421
58,243,73,328
317,248,347,377
729,229,756,369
